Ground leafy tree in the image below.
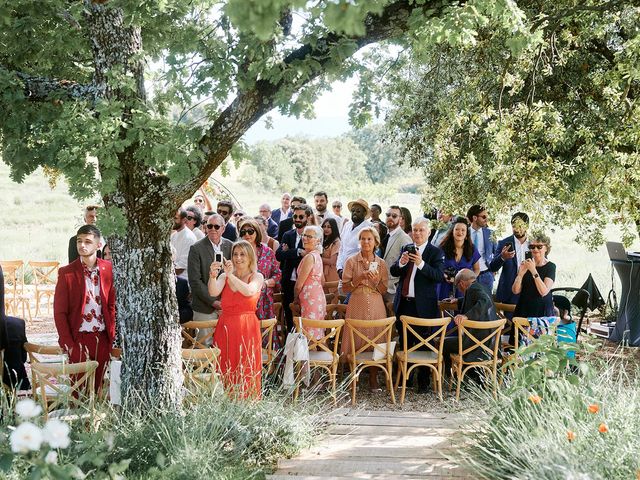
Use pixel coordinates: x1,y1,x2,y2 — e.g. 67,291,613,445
0,0,530,408
347,124,406,183
371,0,640,247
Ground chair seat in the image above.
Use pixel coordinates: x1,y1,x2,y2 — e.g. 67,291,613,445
351,352,387,363
397,350,438,363
34,384,72,397
309,350,336,362
49,408,95,422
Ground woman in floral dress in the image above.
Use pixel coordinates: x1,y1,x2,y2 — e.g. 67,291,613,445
294,225,326,339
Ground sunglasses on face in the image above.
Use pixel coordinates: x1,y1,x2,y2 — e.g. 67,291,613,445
385,213,399,218
234,212,243,217
217,209,230,215
240,228,256,236
478,214,488,219
529,244,545,250
186,215,195,221
293,214,306,220
206,224,223,230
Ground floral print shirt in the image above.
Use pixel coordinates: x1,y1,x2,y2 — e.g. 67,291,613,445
79,262,105,333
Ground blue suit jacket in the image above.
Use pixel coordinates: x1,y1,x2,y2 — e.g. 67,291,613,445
267,218,278,238
489,234,520,304
390,243,445,318
275,229,302,283
271,208,291,227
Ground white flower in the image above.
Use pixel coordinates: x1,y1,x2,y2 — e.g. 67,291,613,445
15,399,42,420
45,450,58,464
43,419,71,449
10,422,44,453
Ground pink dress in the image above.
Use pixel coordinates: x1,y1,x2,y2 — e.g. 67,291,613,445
297,251,327,339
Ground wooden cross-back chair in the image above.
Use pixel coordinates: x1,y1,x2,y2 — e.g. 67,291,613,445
325,304,347,320
450,318,506,400
394,316,450,403
273,293,283,303
294,317,344,401
1,260,32,322
181,319,218,349
28,261,59,317
24,342,66,397
501,317,535,372
322,281,339,294
344,317,396,405
324,292,338,305
30,360,98,421
439,299,458,319
181,347,220,396
260,318,277,372
273,301,286,348
494,302,516,319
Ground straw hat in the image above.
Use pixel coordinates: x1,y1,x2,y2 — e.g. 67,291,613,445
347,199,371,219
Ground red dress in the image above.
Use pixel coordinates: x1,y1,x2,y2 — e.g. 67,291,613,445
213,279,262,399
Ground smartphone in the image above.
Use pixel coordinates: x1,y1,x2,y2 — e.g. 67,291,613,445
368,261,379,273
506,242,514,252
525,250,532,261
214,252,223,263
405,244,417,255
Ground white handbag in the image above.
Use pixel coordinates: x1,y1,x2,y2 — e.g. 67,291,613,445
283,318,310,386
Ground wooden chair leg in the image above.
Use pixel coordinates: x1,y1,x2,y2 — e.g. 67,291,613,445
400,363,408,405
387,362,396,404
455,364,462,401
351,363,358,406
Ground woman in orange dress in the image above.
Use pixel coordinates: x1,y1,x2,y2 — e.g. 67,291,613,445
341,226,389,390
294,225,327,339
208,240,264,399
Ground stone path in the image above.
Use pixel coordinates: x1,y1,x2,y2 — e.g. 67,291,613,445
267,408,474,479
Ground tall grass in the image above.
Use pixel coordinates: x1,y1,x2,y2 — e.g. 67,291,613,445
457,337,640,479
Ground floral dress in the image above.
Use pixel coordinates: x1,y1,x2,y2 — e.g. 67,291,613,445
297,251,327,339
255,243,281,320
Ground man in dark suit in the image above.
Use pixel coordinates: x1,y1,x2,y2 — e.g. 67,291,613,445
0,265,30,389
54,224,116,391
442,269,498,374
259,203,279,238
68,205,102,264
276,195,306,242
276,204,313,330
467,205,498,292
271,192,292,227
188,213,233,322
489,212,530,307
216,200,238,241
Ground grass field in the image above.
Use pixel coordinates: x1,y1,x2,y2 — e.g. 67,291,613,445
1,160,637,299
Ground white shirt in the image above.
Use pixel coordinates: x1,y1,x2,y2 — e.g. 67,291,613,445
337,219,373,271
170,227,196,280
514,236,530,266
209,239,222,254
192,227,205,240
407,242,427,298
470,226,487,271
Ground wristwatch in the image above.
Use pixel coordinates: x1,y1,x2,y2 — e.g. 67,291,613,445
533,273,540,279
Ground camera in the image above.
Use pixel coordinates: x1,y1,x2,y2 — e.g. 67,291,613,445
444,266,458,280
525,250,532,261
405,244,417,255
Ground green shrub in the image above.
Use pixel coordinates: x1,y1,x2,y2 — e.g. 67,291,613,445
458,336,640,479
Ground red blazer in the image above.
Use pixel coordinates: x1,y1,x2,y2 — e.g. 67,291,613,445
54,258,116,350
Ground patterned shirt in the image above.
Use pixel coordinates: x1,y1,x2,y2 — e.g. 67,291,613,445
79,262,105,333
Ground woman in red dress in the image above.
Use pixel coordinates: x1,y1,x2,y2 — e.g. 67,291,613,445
208,240,264,399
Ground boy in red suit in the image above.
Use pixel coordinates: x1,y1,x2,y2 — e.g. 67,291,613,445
54,224,116,391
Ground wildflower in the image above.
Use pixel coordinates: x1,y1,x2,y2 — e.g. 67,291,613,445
45,451,58,464
587,404,599,414
43,419,71,449
15,399,42,420
598,423,608,434
567,430,576,442
10,422,44,453
528,394,542,404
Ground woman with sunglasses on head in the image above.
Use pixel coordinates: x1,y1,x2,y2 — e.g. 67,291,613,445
294,225,327,339
437,217,480,301
512,231,556,318
237,217,282,327
321,218,341,289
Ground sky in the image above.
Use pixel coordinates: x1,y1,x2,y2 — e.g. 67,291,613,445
243,78,357,143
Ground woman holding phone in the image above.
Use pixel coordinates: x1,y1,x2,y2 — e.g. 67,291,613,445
341,226,389,390
294,225,327,339
512,231,556,317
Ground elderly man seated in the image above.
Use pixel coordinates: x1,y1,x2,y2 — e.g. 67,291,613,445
442,269,498,376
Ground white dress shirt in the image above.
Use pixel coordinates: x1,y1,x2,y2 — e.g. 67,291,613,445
336,219,373,271
514,237,530,265
407,242,427,298
170,227,196,280
471,226,487,271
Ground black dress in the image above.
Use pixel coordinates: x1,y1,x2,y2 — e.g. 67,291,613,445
514,261,556,317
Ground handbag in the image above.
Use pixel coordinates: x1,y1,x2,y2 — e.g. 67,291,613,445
283,318,310,386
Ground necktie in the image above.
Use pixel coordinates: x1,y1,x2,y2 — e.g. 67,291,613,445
401,261,415,298
472,229,479,247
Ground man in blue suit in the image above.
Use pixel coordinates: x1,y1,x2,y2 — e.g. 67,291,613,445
275,204,313,331
391,217,444,390
467,205,498,292
489,212,530,307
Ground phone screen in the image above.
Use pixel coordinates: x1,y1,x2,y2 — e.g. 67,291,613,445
215,252,223,263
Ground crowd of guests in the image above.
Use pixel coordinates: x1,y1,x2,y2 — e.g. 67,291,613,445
2,190,559,401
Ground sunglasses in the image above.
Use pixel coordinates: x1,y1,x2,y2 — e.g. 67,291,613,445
186,215,196,221
234,212,244,217
478,214,488,219
239,228,256,236
529,244,545,250
385,213,399,218
206,224,223,230
217,209,230,215
293,214,306,220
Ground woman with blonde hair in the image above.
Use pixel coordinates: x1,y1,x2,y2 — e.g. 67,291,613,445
208,240,264,398
294,225,327,339
513,231,556,318
341,226,389,390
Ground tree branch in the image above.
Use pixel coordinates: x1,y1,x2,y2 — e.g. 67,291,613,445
182,0,459,200
0,66,98,102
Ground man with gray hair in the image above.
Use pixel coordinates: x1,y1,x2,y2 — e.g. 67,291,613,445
258,203,278,238
442,268,498,375
68,205,102,263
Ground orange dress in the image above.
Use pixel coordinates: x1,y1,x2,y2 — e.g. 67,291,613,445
214,279,262,399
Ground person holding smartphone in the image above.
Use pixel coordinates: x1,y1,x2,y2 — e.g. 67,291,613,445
512,232,556,318
488,212,530,309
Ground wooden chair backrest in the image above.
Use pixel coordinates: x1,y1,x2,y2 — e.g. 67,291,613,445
30,360,98,417
512,317,533,347
399,316,449,357
1,260,25,292
325,304,347,320
181,347,220,390
28,261,59,286
324,292,338,305
458,318,506,360
323,281,339,293
439,300,458,318
260,318,277,362
289,302,301,318
273,293,283,303
494,302,516,319
345,317,395,361
181,319,218,349
295,317,344,359
24,342,64,362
